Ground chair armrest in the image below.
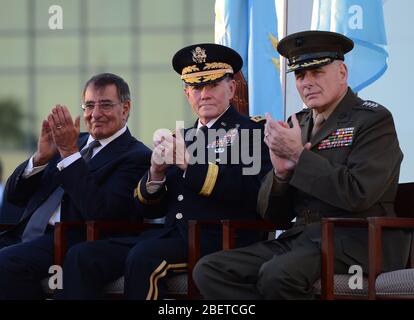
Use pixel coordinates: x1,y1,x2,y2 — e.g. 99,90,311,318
367,217,414,299
320,218,368,300
187,220,222,299
221,219,293,250
54,222,86,266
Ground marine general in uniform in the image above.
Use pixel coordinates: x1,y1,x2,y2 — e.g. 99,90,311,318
193,31,411,299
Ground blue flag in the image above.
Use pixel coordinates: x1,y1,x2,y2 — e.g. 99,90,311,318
215,0,283,119
311,0,388,92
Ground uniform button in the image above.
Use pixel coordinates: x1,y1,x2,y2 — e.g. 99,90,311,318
176,213,183,220
177,194,184,201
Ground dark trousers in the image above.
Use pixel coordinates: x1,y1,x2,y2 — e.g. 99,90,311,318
193,231,349,300
57,232,187,300
0,227,84,299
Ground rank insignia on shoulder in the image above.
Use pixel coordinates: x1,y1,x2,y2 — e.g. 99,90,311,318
362,101,379,109
250,115,266,123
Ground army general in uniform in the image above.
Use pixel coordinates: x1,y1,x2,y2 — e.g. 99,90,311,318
58,43,271,299
193,31,411,299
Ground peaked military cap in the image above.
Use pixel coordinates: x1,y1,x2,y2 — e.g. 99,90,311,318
172,43,243,86
277,30,354,73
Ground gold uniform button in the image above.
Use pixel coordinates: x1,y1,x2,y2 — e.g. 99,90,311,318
177,195,184,201
176,213,183,219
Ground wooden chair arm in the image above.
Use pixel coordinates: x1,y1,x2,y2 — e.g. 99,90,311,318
187,220,222,299
320,218,368,300
221,219,293,250
54,222,86,266
367,217,414,299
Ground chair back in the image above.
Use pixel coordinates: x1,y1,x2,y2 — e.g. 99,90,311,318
395,182,414,268
394,182,414,217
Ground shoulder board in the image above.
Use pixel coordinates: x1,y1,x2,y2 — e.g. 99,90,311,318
250,115,266,123
355,100,384,112
170,129,176,137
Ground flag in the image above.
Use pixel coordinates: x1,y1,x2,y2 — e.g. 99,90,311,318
311,0,388,92
215,0,283,119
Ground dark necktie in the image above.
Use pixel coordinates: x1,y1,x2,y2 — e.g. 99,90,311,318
21,140,101,242
80,140,101,162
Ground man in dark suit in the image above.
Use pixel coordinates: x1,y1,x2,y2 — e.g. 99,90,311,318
193,31,411,299
58,43,271,299
0,73,151,299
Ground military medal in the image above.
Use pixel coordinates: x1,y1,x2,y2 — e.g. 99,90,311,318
318,127,354,150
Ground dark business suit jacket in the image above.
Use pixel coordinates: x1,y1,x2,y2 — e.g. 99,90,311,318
1,129,151,245
258,88,411,272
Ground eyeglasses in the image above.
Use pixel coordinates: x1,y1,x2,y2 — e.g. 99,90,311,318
81,101,121,113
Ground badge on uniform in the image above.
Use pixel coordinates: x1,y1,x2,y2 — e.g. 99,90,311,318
318,127,354,150
206,127,239,153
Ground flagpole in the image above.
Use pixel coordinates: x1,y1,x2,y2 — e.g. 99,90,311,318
281,0,288,121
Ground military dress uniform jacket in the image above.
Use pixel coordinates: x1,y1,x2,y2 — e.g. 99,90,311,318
1,129,151,246
135,106,272,254
258,88,411,272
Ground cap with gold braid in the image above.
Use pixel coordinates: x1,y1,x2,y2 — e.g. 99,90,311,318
172,43,242,86
277,30,354,73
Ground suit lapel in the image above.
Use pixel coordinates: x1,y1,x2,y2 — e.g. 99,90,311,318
300,111,313,145
87,129,133,172
20,131,132,222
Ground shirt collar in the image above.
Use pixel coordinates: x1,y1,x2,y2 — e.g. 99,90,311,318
85,125,127,149
197,105,231,129
312,91,347,122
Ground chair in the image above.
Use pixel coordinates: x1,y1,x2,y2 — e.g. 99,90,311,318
82,219,223,299
320,182,414,300
221,218,365,298
0,221,86,297
364,182,414,299
220,183,414,300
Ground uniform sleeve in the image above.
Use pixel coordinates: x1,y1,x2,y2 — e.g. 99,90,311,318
290,108,403,212
257,170,295,224
133,171,168,219
5,159,44,207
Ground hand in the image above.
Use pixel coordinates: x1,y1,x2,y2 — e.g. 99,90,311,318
150,136,170,181
264,113,306,164
269,150,296,179
173,128,189,171
48,105,80,159
33,120,58,166
150,129,190,180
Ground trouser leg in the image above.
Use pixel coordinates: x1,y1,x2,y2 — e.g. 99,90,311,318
257,238,350,299
0,230,54,299
55,239,131,299
124,237,187,300
193,239,293,299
